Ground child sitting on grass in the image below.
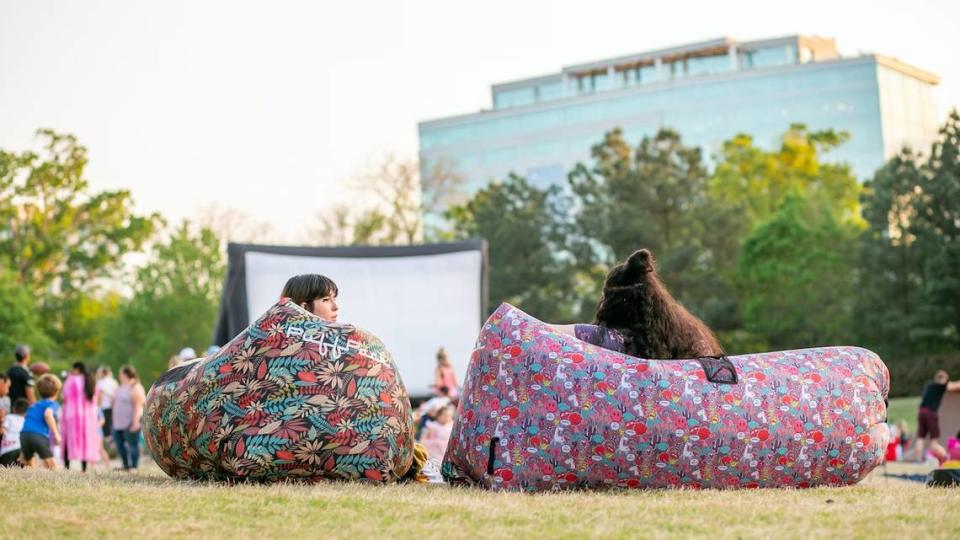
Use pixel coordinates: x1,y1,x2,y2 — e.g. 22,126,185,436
20,374,62,469
1,398,29,466
419,404,455,461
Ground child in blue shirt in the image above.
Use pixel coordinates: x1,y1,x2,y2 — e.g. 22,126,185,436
20,373,62,469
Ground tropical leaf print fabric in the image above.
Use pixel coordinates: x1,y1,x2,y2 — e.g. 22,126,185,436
144,299,415,483
442,303,890,491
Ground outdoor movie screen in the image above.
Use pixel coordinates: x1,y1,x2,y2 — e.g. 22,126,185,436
214,241,487,397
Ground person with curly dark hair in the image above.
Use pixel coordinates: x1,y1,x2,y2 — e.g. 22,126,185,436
554,249,722,359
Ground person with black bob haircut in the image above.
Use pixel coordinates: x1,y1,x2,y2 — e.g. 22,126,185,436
281,274,339,322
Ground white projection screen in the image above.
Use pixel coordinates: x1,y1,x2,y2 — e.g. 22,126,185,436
213,241,487,397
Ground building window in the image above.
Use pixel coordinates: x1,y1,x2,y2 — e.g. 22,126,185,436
687,54,732,77
744,45,796,68
670,59,687,79
537,81,564,101
494,87,536,109
639,64,657,84
577,75,593,94
577,72,609,94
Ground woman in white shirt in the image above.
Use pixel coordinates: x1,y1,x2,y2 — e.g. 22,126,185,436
95,367,118,438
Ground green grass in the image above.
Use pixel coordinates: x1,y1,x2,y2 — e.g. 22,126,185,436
3,461,958,539
888,396,921,433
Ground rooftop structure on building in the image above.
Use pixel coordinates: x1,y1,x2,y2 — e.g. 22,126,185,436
418,34,940,196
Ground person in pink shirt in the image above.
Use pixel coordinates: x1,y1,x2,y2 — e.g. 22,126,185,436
419,404,455,460
948,430,960,462
433,348,459,399
60,362,101,472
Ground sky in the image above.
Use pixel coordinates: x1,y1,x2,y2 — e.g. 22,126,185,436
1,0,958,240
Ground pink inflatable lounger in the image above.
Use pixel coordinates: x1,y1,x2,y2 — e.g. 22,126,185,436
441,303,890,491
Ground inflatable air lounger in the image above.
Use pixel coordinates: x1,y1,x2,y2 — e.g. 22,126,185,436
442,304,890,491
144,299,415,482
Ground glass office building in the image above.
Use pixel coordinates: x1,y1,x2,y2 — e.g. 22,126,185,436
418,35,940,194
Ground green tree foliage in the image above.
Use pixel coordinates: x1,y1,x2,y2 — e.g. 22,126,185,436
567,128,742,328
47,291,121,363
737,194,859,350
99,223,224,384
913,111,960,346
710,124,862,229
856,152,926,353
0,267,53,357
0,129,158,294
857,110,960,353
708,124,863,344
0,129,159,361
569,128,709,265
446,174,576,322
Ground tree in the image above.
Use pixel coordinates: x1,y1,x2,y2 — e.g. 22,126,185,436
710,124,862,229
569,128,709,264
310,154,465,246
855,152,926,353
354,154,423,244
0,267,53,358
99,223,224,384
736,194,859,350
447,174,576,322
195,204,281,245
310,203,395,246
567,128,740,327
0,129,159,295
856,110,960,353
912,110,960,347
706,124,863,343
46,290,121,364
0,129,159,361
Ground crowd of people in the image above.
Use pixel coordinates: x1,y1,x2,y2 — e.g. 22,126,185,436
0,344,150,472
411,347,460,460
6,269,956,477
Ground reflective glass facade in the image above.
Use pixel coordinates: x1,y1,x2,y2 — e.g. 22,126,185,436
419,38,939,194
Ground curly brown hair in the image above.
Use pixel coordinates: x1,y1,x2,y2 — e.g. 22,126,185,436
594,249,723,359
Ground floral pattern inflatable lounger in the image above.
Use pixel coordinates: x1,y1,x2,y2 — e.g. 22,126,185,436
442,303,890,491
144,299,416,482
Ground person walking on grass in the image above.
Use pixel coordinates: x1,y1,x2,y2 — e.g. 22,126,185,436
914,369,960,463
61,362,101,472
112,366,145,472
20,374,62,469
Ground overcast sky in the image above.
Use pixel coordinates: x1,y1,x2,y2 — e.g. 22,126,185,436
2,0,957,240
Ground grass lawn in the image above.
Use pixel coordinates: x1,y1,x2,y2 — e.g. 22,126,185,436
3,460,958,539
887,396,920,433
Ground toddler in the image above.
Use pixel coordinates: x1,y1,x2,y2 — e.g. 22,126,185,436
1,398,28,466
20,374,62,469
420,404,455,461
